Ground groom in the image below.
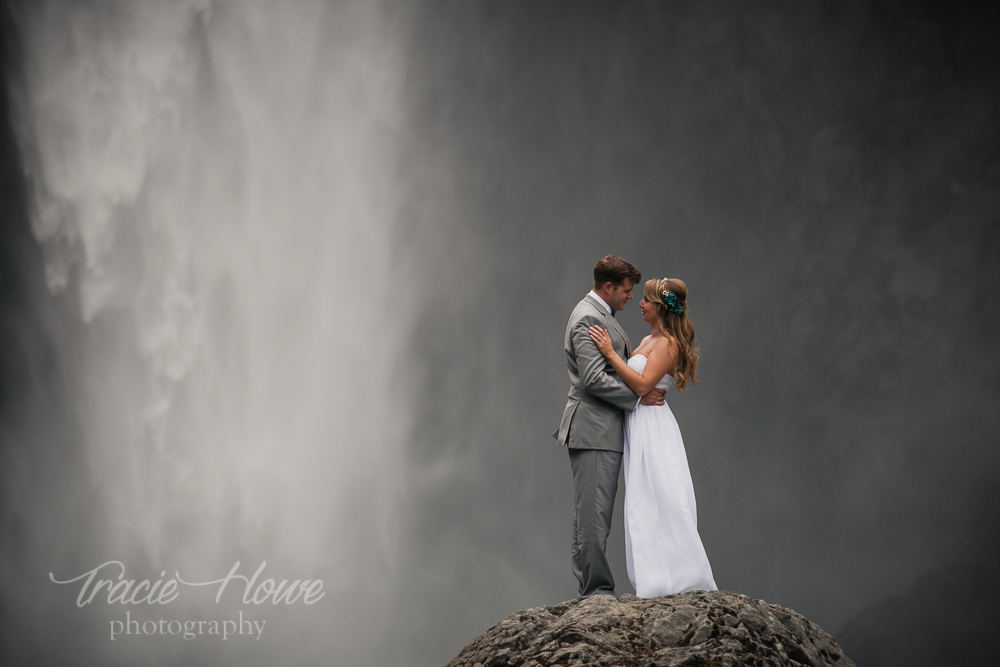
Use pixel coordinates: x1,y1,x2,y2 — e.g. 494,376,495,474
554,255,665,598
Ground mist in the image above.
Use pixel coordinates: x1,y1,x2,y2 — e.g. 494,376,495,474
3,1,413,664
1,2,998,666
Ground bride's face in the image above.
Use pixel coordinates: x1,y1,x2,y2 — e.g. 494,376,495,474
639,298,657,325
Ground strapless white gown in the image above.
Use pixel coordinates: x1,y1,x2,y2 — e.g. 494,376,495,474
624,354,717,597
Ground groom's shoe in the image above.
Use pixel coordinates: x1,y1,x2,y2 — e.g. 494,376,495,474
577,588,616,601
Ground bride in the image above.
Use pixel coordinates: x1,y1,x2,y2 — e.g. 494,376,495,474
588,278,717,597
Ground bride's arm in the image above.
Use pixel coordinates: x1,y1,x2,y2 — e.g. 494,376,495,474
588,327,675,396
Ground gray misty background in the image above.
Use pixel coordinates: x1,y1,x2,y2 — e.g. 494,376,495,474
1,2,998,666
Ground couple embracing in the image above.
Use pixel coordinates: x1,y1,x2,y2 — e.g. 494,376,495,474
554,255,717,599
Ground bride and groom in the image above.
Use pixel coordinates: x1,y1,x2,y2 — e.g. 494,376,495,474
554,254,717,599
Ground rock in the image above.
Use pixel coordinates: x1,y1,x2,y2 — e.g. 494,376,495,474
447,590,855,667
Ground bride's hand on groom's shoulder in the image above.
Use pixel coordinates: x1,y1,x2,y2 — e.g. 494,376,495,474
588,325,614,357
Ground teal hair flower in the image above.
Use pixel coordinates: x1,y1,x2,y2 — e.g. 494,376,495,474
662,290,684,314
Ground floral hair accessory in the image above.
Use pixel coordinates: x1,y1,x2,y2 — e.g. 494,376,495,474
661,289,684,314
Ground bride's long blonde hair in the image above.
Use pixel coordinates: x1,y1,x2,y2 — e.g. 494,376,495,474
644,278,699,391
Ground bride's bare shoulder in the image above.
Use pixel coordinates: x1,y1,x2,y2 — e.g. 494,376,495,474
649,334,676,354
633,334,653,356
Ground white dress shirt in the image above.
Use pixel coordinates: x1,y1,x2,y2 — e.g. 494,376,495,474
588,289,612,315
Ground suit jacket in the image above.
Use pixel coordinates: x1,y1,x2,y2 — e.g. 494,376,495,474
554,294,638,452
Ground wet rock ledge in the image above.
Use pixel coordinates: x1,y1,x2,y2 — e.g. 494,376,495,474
447,590,855,667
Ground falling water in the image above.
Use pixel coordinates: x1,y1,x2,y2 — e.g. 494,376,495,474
4,1,411,664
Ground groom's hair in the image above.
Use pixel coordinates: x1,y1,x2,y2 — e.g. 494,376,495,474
593,255,641,288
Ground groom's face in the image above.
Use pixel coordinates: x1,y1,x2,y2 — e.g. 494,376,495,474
607,279,635,312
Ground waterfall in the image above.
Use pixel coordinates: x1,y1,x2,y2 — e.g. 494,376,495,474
5,1,410,663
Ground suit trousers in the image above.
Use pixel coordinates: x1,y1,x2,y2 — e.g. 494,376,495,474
569,447,623,598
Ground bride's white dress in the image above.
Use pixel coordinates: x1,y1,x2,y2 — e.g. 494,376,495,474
624,354,717,597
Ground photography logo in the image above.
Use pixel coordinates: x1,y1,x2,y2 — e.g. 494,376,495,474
49,560,325,641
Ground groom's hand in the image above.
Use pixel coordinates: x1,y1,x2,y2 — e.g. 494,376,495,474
639,388,666,406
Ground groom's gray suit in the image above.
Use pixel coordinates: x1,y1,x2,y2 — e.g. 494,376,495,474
554,293,638,598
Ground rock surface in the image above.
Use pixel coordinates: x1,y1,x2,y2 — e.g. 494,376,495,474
447,590,855,667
